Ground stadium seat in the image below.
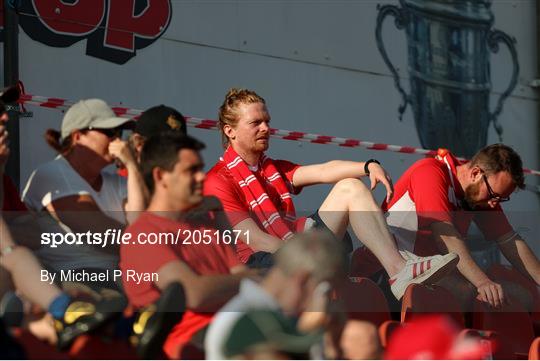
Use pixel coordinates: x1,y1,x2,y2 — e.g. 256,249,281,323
133,282,186,359
349,247,382,278
400,284,465,327
472,298,534,359
338,277,391,327
487,264,540,335
529,337,540,360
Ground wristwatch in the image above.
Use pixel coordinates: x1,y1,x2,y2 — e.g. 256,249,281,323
364,159,381,175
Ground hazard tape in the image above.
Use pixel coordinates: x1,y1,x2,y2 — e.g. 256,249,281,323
16,94,540,193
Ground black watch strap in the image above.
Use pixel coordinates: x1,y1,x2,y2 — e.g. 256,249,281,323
364,159,380,175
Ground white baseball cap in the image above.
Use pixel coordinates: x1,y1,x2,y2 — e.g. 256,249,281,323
61,99,133,141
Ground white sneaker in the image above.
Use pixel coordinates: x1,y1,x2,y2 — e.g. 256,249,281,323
389,252,459,300
399,249,417,260
398,249,434,261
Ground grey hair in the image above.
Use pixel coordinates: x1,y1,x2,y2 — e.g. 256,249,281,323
274,230,347,283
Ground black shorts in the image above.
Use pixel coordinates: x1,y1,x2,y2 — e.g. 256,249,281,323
246,210,353,269
307,210,353,253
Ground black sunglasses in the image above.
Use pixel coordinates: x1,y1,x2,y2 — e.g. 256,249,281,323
481,173,510,203
84,127,123,139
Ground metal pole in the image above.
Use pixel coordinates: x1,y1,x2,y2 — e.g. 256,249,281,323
536,0,540,201
537,0,540,188
3,0,19,189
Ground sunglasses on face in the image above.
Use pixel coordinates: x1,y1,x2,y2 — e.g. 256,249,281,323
84,127,123,139
481,173,510,203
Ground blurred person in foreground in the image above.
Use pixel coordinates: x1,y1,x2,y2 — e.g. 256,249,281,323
205,231,382,360
385,315,491,360
1,213,126,348
219,309,322,360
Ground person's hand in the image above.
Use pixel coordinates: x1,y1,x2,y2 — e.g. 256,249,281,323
476,279,505,308
367,162,394,202
0,125,10,172
297,281,332,332
108,139,136,168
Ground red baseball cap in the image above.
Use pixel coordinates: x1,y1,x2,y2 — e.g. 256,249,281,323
385,315,491,360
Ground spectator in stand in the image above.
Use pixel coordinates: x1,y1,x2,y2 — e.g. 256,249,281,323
127,104,187,163
121,132,256,359
356,145,540,308
0,92,125,349
21,99,147,285
125,104,228,225
118,104,186,188
204,88,458,300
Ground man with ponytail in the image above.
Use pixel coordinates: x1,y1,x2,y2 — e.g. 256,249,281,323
204,88,458,300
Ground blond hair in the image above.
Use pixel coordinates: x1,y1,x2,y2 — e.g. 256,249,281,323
218,88,265,148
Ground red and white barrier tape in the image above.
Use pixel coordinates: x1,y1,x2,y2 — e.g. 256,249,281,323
17,94,540,192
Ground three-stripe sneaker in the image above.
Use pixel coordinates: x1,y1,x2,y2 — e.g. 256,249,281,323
389,252,459,300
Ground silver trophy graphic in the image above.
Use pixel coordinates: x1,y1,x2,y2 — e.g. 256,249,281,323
376,0,519,157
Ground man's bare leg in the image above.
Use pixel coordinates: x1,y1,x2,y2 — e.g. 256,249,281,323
317,178,406,277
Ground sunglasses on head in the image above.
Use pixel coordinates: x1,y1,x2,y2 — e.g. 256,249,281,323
480,170,510,203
